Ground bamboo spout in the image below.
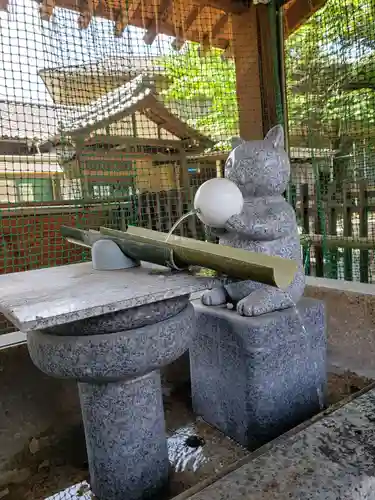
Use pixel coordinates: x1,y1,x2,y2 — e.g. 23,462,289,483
61,225,298,289
123,226,298,289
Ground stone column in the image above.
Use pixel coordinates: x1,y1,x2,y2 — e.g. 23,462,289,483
189,297,327,450
78,372,167,500
27,297,195,500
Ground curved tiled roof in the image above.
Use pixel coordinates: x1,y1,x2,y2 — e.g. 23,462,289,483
59,74,213,147
0,101,59,142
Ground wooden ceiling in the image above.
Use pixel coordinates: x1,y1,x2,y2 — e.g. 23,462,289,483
35,0,327,50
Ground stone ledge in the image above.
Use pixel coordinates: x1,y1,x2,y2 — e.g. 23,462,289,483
305,276,375,379
306,275,375,295
176,382,375,500
0,331,26,350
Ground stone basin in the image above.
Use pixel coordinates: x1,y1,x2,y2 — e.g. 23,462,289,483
0,261,222,500
28,297,193,382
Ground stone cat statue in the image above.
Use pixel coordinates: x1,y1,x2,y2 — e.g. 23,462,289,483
202,124,305,317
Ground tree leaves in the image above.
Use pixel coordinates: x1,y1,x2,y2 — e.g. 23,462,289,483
158,0,375,150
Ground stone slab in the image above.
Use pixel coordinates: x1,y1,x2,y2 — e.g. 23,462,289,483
179,385,375,500
190,298,327,449
0,262,220,331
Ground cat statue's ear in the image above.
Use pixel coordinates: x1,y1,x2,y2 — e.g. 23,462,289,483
264,125,284,150
231,136,245,149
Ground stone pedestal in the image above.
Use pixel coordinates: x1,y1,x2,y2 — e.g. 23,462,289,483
190,297,327,450
78,373,167,500
27,299,195,500
0,262,221,500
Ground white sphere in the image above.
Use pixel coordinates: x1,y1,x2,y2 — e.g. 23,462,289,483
194,178,244,228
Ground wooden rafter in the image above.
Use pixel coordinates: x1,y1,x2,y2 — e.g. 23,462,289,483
211,13,228,39
284,0,328,35
124,0,144,30
143,0,171,45
84,135,183,148
171,27,185,51
221,42,233,59
39,0,56,20
185,5,202,31
171,5,202,50
35,0,326,50
198,35,211,56
201,0,249,15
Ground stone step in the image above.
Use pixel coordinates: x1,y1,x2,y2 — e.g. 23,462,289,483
175,383,375,500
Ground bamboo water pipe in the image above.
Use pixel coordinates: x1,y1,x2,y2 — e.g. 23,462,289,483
61,225,298,289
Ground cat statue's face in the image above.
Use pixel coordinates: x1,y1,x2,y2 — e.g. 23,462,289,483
224,125,290,198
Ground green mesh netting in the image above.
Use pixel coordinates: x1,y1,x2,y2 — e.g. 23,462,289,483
285,0,375,283
0,0,375,340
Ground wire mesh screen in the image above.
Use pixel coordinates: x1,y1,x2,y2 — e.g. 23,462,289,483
0,0,245,337
0,0,375,343
285,0,375,283
1,0,375,498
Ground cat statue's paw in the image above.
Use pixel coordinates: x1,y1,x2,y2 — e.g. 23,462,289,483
202,287,227,306
237,288,294,317
225,214,247,232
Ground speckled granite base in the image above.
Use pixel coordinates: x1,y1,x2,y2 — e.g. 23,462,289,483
179,385,375,500
79,371,168,500
24,295,196,500
190,298,327,449
27,302,195,382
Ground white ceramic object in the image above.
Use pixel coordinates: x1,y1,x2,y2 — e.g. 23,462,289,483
194,178,244,228
92,239,137,270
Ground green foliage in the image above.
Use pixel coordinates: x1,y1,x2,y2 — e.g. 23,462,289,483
286,0,375,144
159,0,375,152
157,44,238,145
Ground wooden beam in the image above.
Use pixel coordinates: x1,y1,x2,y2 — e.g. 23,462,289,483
256,4,278,134
39,0,56,20
185,5,202,31
126,0,143,27
211,13,228,39
114,9,128,36
77,0,95,29
221,42,233,60
78,10,92,28
143,0,171,45
284,0,327,35
80,152,181,162
113,0,141,35
232,6,263,140
198,35,211,56
172,5,201,50
172,30,185,51
200,0,250,15
84,135,183,148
